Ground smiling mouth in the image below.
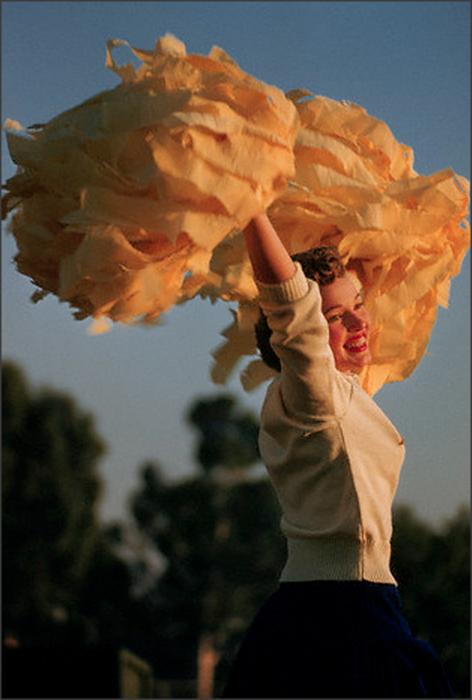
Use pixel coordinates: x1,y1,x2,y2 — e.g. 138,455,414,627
344,334,368,353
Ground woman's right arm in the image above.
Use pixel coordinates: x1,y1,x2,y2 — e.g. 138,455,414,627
244,215,349,423
243,214,296,284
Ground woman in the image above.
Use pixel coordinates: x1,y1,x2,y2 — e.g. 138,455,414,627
221,214,454,698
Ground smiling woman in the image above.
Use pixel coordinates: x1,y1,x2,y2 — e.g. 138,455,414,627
1,5,469,693
321,274,372,374
221,213,455,698
253,243,372,376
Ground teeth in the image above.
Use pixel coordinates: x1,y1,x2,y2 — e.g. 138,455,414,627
345,337,366,350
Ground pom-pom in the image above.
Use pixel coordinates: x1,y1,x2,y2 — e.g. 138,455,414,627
2,35,298,326
3,37,469,395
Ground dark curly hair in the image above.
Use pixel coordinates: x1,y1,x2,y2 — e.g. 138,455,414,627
255,246,346,372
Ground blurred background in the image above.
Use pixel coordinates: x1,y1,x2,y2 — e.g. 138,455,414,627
2,2,470,697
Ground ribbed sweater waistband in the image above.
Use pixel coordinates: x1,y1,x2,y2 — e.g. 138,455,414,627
280,536,397,585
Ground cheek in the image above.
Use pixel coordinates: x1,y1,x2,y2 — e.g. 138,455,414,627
328,325,345,352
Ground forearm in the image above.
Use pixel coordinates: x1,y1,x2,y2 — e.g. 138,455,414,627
243,214,296,284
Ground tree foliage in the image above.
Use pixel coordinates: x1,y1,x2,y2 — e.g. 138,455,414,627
186,394,260,472
391,504,470,698
2,367,469,697
2,361,107,644
124,395,286,682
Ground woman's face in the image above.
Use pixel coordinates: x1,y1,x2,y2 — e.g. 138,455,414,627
320,275,372,374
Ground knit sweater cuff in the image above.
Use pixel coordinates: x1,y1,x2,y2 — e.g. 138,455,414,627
256,263,309,304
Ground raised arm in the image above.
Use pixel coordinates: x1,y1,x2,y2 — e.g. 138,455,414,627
244,214,350,421
243,214,296,284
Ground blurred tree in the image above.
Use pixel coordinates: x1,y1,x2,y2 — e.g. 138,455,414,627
4,365,468,697
391,504,470,698
127,463,216,680
76,527,139,644
127,394,286,694
2,360,106,645
187,394,260,472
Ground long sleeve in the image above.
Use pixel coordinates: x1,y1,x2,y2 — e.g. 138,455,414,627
256,263,352,426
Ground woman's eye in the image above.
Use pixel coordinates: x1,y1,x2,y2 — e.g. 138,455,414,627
327,314,341,323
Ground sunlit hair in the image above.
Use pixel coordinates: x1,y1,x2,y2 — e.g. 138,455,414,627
255,246,346,372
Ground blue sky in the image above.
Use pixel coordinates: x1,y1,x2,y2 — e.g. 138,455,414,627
2,1,470,527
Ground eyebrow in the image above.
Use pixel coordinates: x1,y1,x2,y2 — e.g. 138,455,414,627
323,293,362,315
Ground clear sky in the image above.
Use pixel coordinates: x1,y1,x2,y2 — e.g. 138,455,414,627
2,1,470,528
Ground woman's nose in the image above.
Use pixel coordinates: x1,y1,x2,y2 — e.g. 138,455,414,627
343,311,365,330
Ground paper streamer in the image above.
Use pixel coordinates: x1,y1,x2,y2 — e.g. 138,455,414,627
3,36,469,395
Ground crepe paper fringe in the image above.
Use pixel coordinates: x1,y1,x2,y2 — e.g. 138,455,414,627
219,93,470,395
2,34,298,328
2,36,470,395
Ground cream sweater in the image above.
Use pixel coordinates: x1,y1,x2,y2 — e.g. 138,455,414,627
257,264,405,585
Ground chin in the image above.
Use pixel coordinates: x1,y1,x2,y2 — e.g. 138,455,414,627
339,352,372,374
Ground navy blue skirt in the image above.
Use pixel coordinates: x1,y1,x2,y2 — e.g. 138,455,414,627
221,581,454,698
